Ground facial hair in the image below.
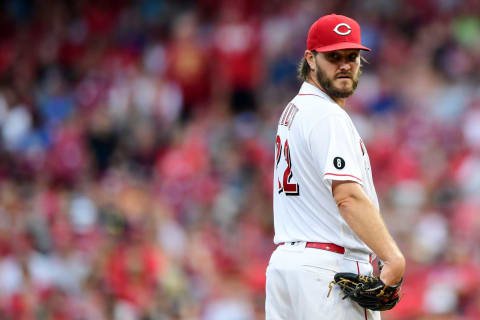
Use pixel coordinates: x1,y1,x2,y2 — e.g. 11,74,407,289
315,64,360,99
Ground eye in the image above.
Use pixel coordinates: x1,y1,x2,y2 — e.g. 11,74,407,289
327,52,340,62
348,53,358,61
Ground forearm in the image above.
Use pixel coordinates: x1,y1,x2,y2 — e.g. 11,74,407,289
333,181,405,284
338,194,402,263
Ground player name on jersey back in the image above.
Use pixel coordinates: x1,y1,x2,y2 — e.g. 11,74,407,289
279,103,299,128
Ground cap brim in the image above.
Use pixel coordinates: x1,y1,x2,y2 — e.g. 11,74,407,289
313,42,371,52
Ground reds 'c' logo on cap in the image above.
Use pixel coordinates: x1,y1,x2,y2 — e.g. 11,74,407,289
306,14,371,51
333,23,352,36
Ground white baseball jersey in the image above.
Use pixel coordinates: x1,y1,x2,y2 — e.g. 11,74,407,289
273,81,379,255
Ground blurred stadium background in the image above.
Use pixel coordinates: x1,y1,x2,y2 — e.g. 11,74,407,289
0,0,479,319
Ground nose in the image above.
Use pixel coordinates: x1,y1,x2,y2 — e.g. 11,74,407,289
339,60,351,71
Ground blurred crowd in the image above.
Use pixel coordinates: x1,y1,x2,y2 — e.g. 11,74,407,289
0,0,479,319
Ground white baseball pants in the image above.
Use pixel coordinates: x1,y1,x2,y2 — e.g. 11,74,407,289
265,242,380,320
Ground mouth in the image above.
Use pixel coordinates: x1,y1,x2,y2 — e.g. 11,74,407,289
336,75,352,79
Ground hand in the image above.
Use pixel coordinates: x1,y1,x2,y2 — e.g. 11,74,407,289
379,256,405,286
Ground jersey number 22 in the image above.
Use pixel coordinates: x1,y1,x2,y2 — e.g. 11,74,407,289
275,135,299,196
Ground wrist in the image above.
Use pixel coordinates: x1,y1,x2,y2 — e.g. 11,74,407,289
383,253,405,271
380,255,405,286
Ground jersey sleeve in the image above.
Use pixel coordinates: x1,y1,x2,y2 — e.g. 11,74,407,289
308,114,363,189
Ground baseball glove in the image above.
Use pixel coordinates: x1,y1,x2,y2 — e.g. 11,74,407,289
328,273,402,311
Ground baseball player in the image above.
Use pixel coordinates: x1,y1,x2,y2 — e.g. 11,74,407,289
265,14,405,319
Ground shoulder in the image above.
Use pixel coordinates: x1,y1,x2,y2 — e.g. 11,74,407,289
292,94,345,126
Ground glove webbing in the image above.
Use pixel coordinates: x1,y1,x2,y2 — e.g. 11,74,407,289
327,276,385,299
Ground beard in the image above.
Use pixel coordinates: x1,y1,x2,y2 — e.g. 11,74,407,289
315,65,360,99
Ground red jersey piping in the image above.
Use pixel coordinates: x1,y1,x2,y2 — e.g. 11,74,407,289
324,172,363,182
297,93,325,98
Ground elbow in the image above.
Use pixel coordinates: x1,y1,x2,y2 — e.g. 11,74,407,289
332,181,363,208
334,194,358,215
332,180,366,214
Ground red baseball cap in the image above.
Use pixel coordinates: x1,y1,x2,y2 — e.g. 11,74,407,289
307,14,370,52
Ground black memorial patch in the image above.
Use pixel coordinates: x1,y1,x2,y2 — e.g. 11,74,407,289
333,157,346,169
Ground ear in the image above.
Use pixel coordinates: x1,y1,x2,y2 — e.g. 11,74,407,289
305,50,316,71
